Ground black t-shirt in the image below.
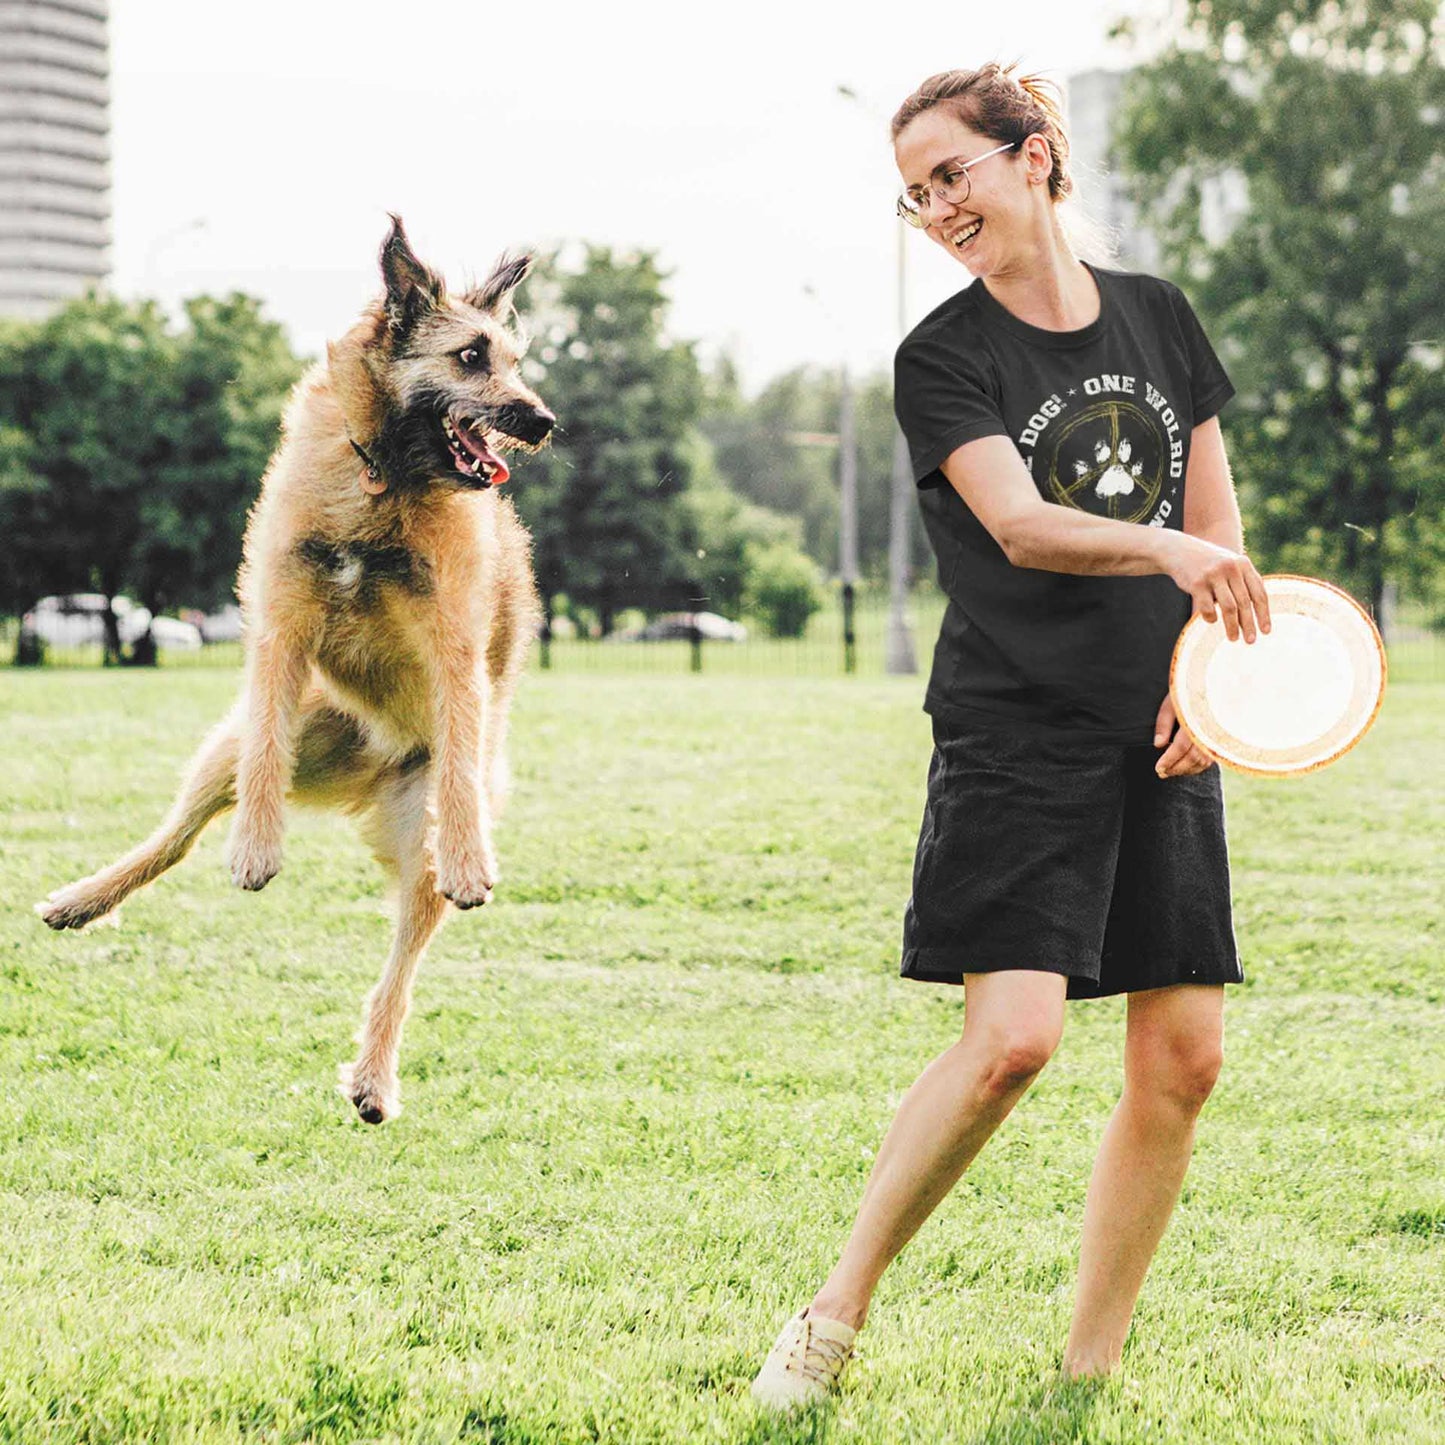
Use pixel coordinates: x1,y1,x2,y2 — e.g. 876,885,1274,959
894,263,1234,743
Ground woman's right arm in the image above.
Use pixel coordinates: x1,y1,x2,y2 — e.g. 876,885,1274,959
939,434,1271,642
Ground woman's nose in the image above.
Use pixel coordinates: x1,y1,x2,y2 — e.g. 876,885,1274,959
925,193,962,231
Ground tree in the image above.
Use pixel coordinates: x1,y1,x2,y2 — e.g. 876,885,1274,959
1115,0,1445,623
0,297,179,660
510,248,708,636
700,361,841,571
131,294,304,616
743,543,827,638
0,292,303,660
683,445,809,618
699,361,928,584
0,317,48,619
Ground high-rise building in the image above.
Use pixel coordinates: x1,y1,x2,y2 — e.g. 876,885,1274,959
0,0,111,320
1066,66,1249,269
1064,68,1159,271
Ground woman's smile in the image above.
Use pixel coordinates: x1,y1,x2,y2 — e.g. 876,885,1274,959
944,218,984,251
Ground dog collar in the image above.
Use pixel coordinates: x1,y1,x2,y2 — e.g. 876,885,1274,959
348,435,499,493
350,437,387,495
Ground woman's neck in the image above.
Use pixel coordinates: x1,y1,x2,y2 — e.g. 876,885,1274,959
981,222,1099,331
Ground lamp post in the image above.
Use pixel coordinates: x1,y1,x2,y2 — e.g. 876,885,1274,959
802,282,860,674
884,226,917,676
838,364,859,673
838,85,916,675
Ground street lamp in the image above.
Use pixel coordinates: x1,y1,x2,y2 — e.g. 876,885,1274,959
803,283,860,674
837,364,860,673
837,85,916,675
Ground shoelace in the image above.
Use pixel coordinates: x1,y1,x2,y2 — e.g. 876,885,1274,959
786,1318,853,1385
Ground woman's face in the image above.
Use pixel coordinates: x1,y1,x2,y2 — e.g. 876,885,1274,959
894,110,1047,279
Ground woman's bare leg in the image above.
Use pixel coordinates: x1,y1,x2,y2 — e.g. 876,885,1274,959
809,969,1070,1329
1062,983,1224,1378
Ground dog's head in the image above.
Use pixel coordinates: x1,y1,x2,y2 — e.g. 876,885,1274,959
328,215,555,490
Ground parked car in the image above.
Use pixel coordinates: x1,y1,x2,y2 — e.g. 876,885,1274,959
21,594,203,652
198,603,244,644
612,611,748,643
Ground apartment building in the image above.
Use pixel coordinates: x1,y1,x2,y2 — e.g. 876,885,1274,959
0,0,110,319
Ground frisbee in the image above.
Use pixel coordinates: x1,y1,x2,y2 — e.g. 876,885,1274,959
1169,575,1386,778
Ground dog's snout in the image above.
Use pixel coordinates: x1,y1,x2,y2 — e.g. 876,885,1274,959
495,402,556,446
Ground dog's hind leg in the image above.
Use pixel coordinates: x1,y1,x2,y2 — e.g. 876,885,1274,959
38,710,242,930
338,760,450,1124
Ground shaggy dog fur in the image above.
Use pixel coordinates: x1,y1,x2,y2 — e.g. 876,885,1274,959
39,216,554,1124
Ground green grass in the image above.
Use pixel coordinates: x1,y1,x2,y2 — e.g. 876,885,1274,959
1,670,1442,1443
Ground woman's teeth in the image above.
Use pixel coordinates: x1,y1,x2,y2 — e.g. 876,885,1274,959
952,220,983,249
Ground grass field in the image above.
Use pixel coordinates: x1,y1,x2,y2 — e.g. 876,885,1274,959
1,670,1442,1443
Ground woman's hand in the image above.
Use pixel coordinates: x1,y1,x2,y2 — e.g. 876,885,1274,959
1154,693,1215,778
1161,532,1272,643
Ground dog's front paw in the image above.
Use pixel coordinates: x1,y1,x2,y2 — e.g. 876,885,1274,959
434,844,496,910
338,1060,401,1125
228,831,282,892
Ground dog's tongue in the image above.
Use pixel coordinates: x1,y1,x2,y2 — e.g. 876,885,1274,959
453,420,510,486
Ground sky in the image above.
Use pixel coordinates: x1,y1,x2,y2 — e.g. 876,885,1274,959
107,0,1169,390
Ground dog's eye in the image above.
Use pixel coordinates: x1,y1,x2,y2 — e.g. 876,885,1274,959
459,344,487,369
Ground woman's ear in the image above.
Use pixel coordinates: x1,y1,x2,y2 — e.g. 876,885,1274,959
1023,133,1053,186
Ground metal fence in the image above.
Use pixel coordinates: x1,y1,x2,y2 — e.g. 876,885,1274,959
1,590,946,678
4,590,1443,683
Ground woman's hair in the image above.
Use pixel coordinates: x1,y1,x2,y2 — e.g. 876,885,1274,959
891,62,1074,202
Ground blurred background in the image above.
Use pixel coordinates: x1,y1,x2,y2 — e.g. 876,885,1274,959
1,0,1441,680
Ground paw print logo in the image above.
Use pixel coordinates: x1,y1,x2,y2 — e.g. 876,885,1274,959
1076,435,1146,499
1046,399,1164,522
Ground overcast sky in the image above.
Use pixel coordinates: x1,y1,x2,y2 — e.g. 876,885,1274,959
107,0,1168,389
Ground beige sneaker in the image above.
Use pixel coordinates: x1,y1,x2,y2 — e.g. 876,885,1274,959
751,1308,857,1410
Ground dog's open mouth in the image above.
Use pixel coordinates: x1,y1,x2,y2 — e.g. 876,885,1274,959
442,412,511,487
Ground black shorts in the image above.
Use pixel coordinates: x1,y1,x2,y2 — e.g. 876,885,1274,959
901,713,1244,999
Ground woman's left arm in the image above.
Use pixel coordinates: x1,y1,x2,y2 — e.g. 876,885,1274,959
1155,417,1270,777
1181,416,1246,554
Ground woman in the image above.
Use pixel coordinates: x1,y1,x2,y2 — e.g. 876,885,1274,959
752,63,1271,1408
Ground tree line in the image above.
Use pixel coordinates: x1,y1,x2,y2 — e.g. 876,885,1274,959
0,296,303,660
0,253,899,659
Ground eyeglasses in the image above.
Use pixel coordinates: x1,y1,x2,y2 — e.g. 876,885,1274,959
896,141,1019,228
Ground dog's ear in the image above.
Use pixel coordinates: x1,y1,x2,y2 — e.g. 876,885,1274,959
465,252,532,318
380,214,445,334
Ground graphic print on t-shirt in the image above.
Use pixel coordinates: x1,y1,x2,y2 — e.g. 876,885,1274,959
1016,372,1185,527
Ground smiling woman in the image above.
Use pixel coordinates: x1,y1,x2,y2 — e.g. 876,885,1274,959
751,61,1278,1411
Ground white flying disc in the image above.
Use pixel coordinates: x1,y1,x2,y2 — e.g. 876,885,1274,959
1170,575,1387,778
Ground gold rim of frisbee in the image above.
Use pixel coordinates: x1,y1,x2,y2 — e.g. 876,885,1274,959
1168,573,1388,779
